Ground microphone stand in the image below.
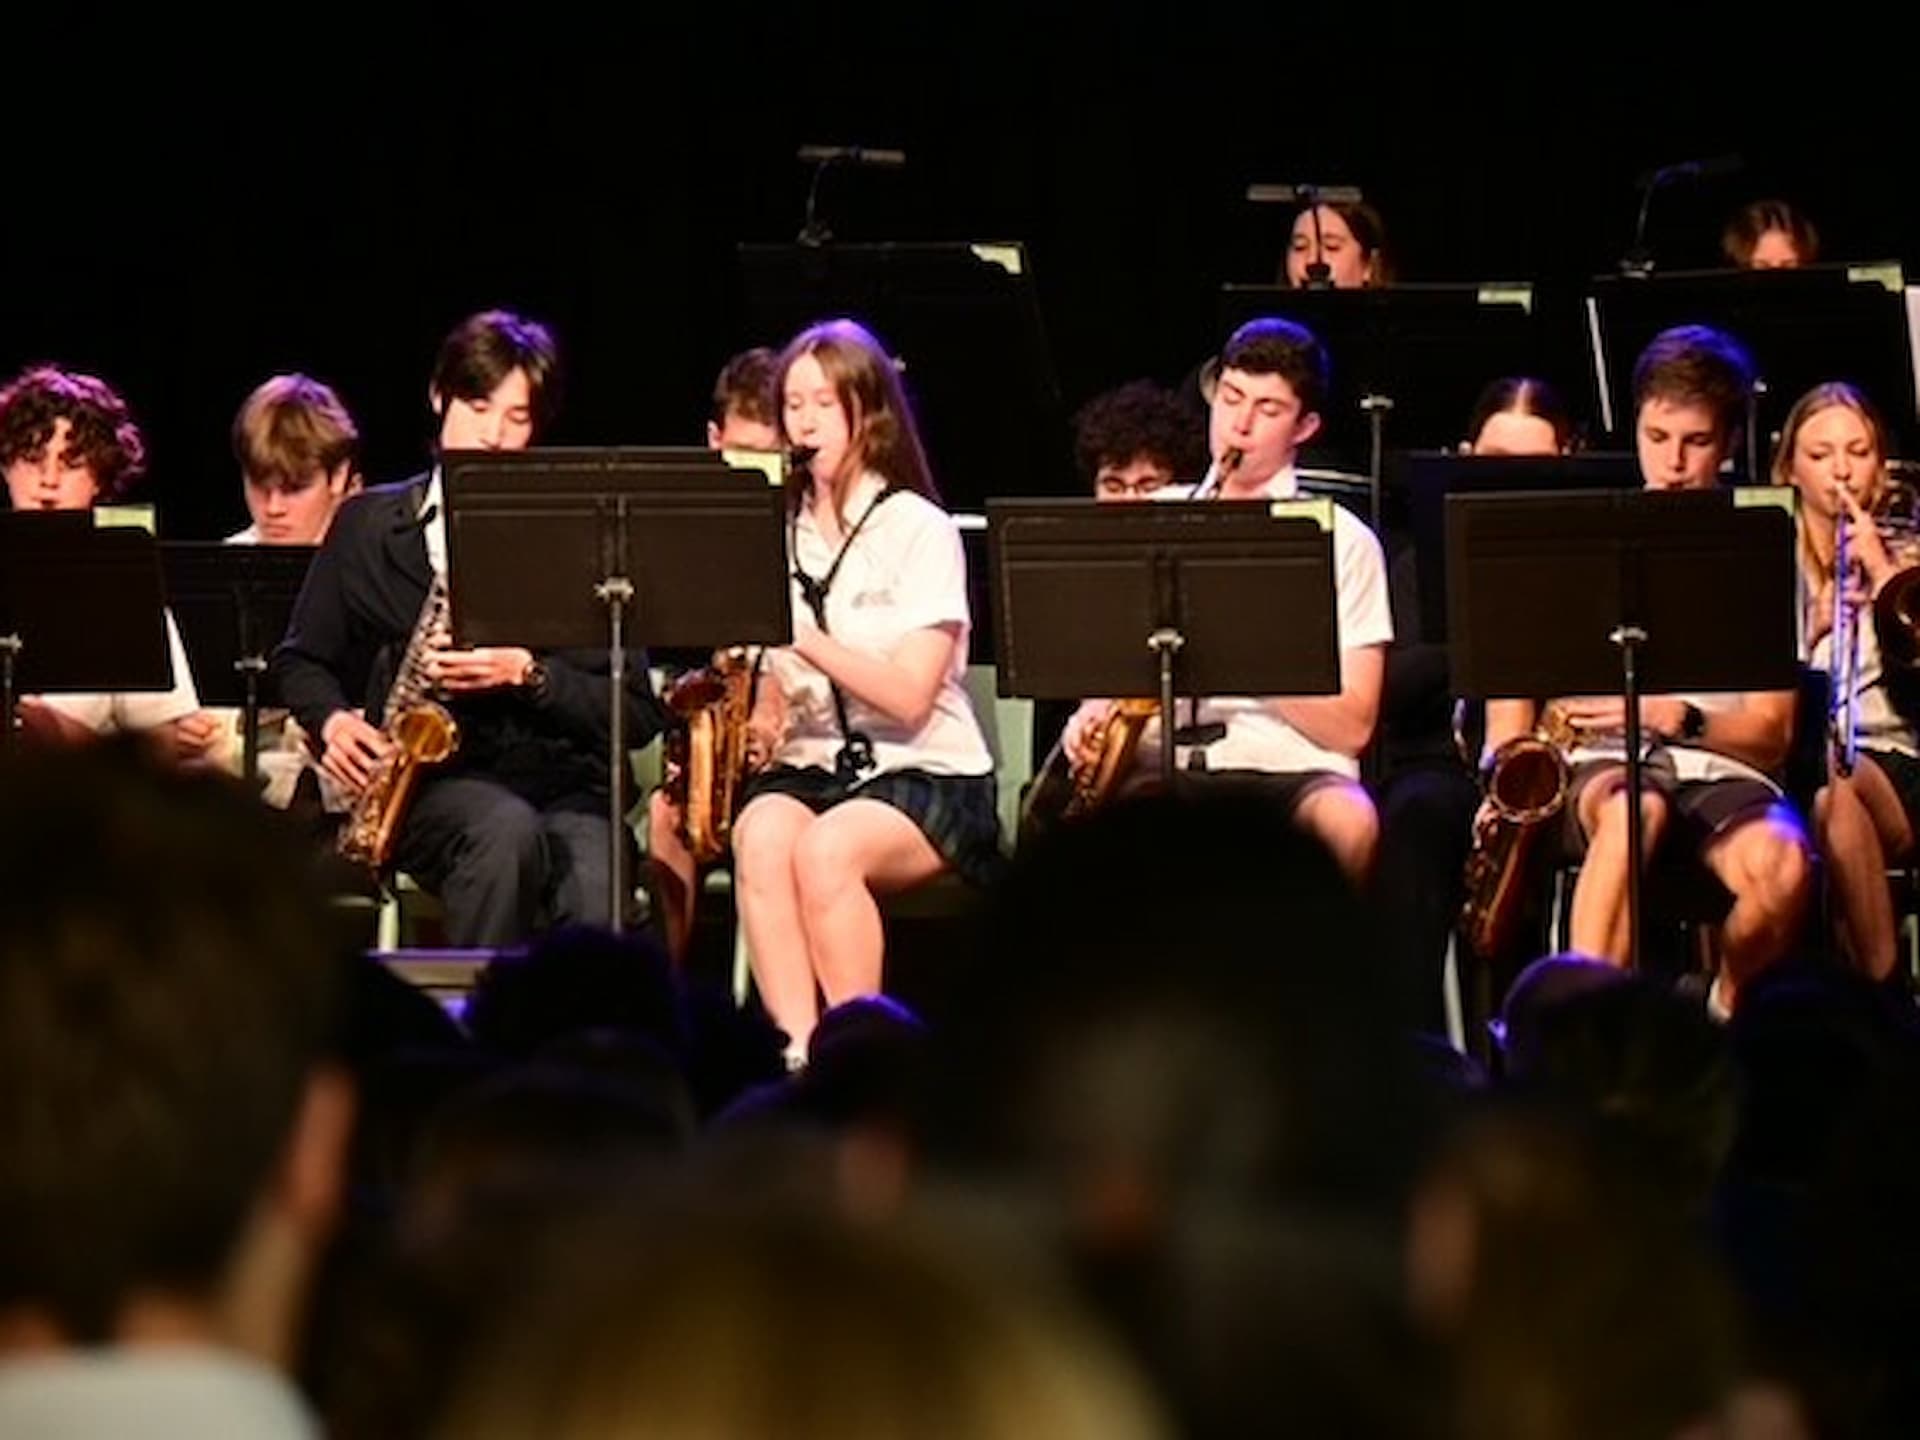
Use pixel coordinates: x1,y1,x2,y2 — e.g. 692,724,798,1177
799,157,837,247
1299,184,1335,290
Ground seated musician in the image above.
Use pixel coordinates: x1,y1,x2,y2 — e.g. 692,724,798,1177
1463,376,1576,457
731,319,999,1069
1073,379,1208,501
1373,376,1579,1028
1775,381,1920,989
646,346,784,963
1282,198,1391,289
1722,199,1820,270
1482,327,1811,1017
0,365,216,764
1062,318,1393,883
273,310,665,946
218,374,363,807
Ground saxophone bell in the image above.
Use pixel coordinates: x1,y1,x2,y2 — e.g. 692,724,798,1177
1460,703,1575,959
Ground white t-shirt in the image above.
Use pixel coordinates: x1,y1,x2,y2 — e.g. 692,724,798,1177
766,473,991,778
37,610,201,735
1806,591,1917,761
1563,691,1781,787
1133,463,1394,778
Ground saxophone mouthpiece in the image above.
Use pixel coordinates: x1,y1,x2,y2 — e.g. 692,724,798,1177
787,446,819,478
1217,447,1245,489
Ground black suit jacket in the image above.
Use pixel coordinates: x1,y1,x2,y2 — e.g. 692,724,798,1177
272,474,664,805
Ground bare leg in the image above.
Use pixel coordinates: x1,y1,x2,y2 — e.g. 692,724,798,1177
645,789,699,965
791,799,946,1008
1701,809,1809,1008
1569,771,1670,967
1293,779,1379,885
1814,755,1912,982
732,793,822,1055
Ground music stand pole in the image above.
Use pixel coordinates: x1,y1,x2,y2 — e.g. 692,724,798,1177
1362,393,1394,531
1612,622,1649,973
595,494,636,935
233,582,265,786
1150,625,1184,788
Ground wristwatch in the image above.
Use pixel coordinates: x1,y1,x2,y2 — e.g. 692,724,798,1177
1679,702,1707,742
522,658,551,702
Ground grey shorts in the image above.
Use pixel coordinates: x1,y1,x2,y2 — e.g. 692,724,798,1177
1558,754,1783,862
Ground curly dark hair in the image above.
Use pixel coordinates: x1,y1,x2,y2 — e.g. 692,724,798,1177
1219,317,1332,420
0,366,147,501
1072,381,1208,486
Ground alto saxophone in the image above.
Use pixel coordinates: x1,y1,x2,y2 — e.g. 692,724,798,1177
664,648,758,865
337,575,461,872
1019,698,1159,837
1460,702,1576,959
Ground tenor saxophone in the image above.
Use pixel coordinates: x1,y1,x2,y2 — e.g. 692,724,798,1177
664,648,758,865
1459,702,1575,959
1019,698,1159,837
337,575,461,872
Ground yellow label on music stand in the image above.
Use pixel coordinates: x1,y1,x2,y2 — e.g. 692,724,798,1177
721,449,785,488
93,504,156,534
1269,497,1334,532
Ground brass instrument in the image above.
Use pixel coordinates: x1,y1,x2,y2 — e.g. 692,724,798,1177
664,648,759,865
1019,698,1159,838
1460,702,1576,959
1833,477,1861,774
1868,472,1920,668
338,575,460,872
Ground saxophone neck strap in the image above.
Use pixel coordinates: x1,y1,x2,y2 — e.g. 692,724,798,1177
789,488,895,782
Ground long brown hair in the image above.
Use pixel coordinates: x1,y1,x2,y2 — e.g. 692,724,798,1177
1771,381,1889,584
777,319,941,520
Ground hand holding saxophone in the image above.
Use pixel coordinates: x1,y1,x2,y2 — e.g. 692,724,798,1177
426,643,536,694
1060,699,1117,768
319,708,391,795
744,682,787,771
1552,695,1692,741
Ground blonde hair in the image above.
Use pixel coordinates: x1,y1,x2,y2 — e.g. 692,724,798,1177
1770,381,1888,586
232,373,359,489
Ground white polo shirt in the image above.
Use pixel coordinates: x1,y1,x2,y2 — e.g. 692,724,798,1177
767,473,992,778
1140,463,1394,778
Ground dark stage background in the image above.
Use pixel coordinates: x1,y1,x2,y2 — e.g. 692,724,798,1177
4,8,1911,536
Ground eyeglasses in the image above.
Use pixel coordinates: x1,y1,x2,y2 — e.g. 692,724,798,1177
1095,474,1171,499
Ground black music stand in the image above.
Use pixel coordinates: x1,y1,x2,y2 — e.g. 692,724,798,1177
1398,451,1642,647
1446,488,1798,972
988,498,1340,789
443,448,791,932
161,542,316,784
0,513,173,759
1217,283,1541,521
1586,262,1915,458
736,242,1068,510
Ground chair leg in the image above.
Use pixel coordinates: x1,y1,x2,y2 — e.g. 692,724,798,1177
1550,866,1576,954
377,885,401,952
731,922,753,1009
1441,935,1466,1055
